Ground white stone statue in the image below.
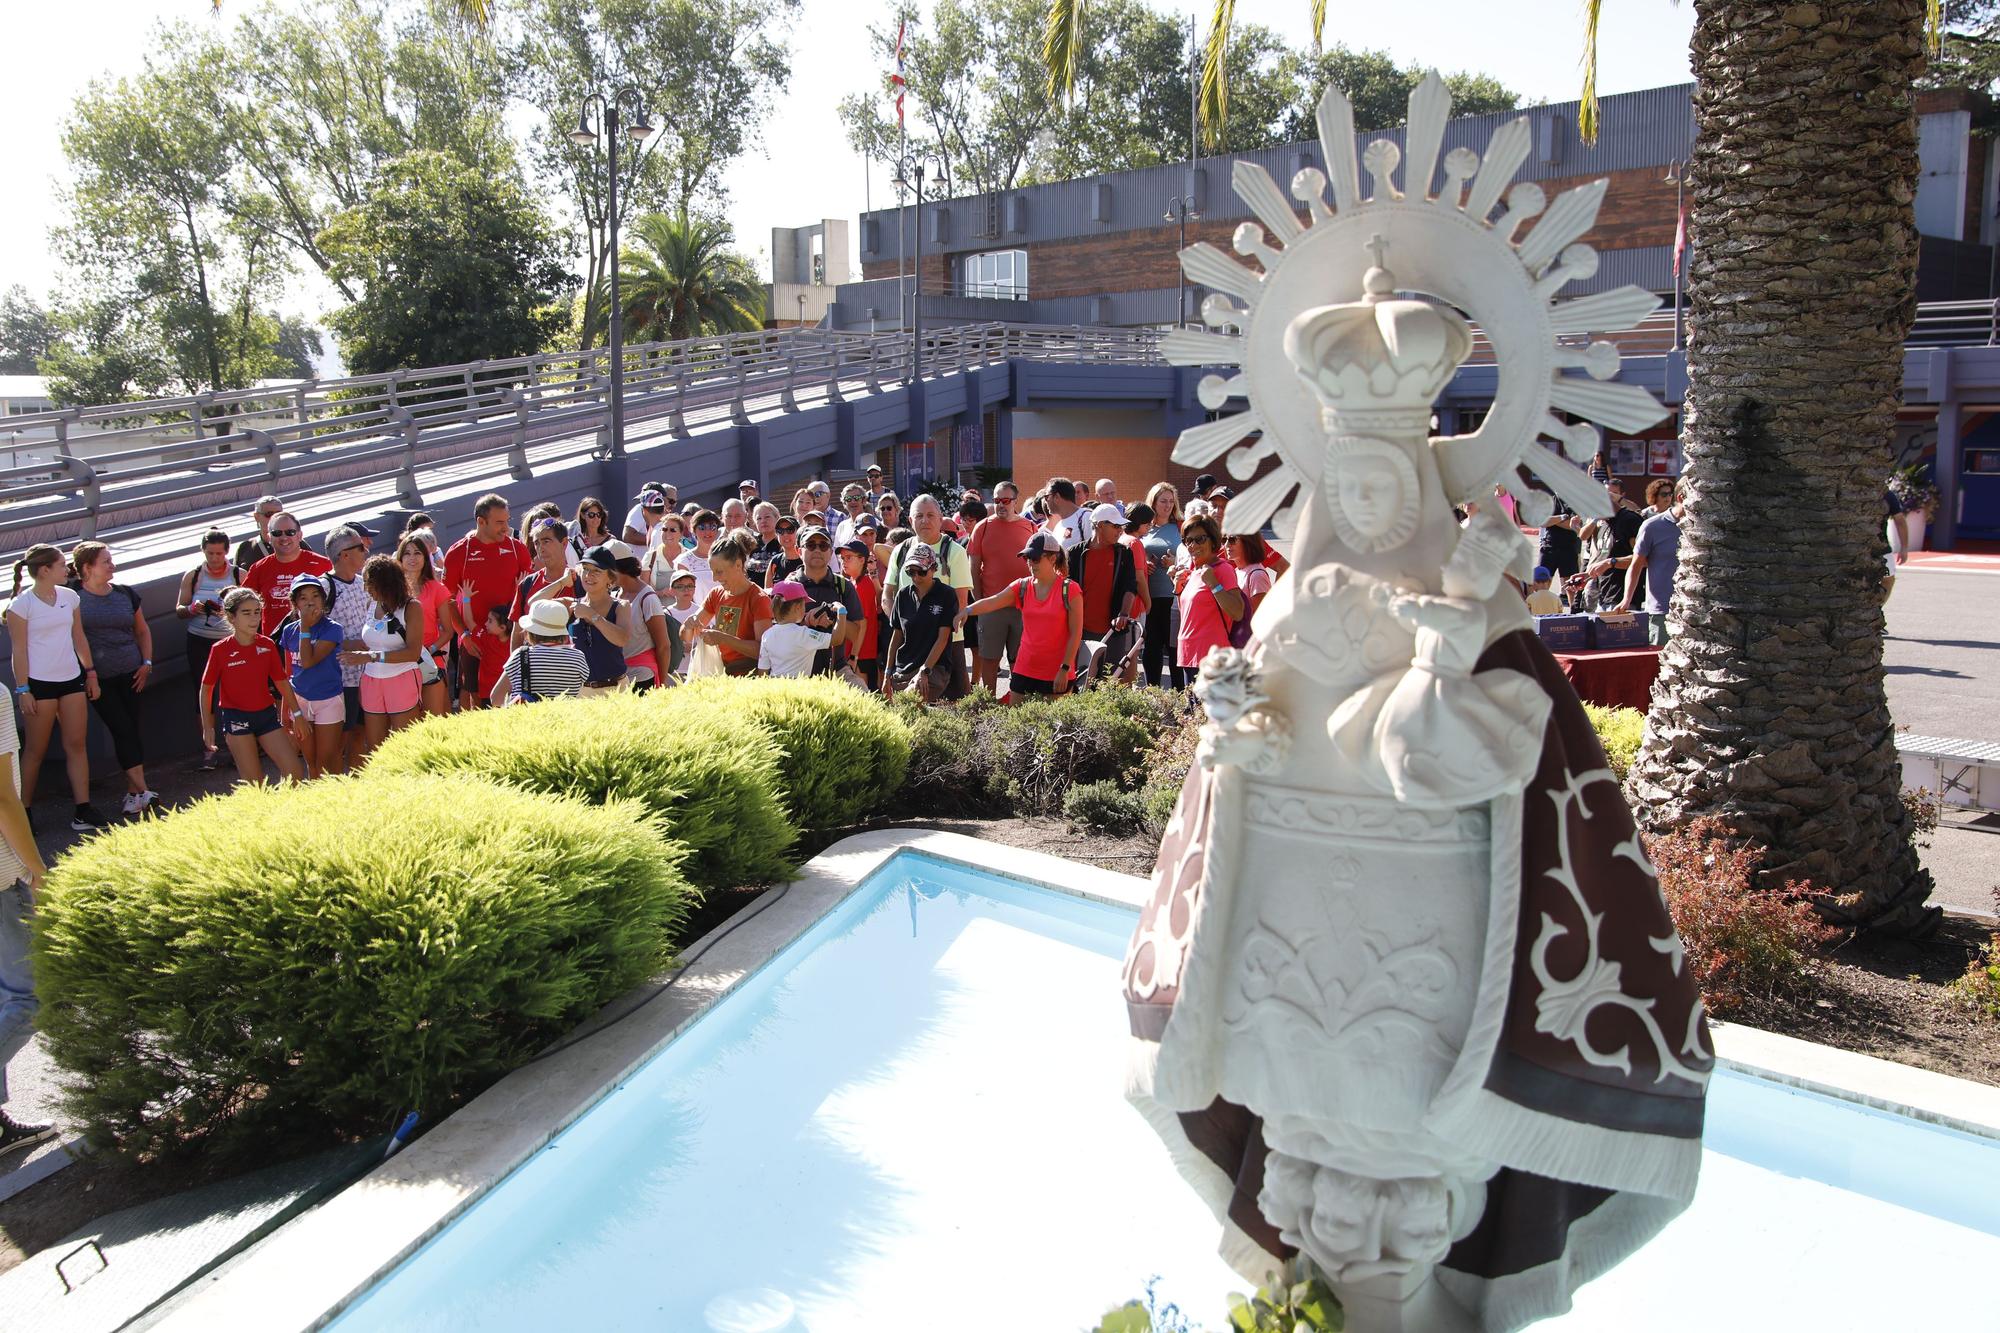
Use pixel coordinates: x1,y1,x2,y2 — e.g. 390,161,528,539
1123,74,1712,1332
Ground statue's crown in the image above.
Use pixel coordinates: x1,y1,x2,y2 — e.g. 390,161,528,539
1283,237,1474,426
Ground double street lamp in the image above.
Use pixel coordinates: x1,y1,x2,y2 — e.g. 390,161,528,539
569,87,656,459
891,151,951,384
1164,194,1201,327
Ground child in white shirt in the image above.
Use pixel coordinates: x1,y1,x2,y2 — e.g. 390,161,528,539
758,581,830,678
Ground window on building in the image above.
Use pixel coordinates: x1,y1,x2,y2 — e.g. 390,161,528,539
810,233,825,286
961,249,1027,300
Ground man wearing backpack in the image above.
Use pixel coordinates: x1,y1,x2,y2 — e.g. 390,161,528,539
879,494,972,697
795,526,863,674
1064,504,1146,685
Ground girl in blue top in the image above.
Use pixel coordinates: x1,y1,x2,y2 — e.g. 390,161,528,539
279,576,345,779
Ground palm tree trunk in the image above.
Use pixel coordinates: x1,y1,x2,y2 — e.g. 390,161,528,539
1629,0,1936,934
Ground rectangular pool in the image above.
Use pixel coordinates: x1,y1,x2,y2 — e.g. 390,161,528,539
330,853,2000,1331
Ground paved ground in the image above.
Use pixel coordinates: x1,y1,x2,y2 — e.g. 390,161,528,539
1886,558,2000,918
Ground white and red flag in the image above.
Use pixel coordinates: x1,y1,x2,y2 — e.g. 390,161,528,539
1672,196,1687,277
891,22,907,128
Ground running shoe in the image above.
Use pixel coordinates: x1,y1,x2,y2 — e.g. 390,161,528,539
121,790,159,815
197,747,223,771
0,1110,58,1159
69,804,108,832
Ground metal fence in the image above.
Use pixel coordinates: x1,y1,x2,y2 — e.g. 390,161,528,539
0,323,1164,554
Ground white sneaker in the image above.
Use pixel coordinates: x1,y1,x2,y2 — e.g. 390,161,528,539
122,790,158,815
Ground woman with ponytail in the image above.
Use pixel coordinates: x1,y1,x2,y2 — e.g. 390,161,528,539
6,545,105,830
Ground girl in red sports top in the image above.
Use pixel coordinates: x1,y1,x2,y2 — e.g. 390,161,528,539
199,588,306,784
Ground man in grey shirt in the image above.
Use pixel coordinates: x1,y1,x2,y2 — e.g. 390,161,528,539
1616,479,1686,646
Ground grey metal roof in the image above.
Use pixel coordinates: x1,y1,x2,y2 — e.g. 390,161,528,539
859,82,1698,264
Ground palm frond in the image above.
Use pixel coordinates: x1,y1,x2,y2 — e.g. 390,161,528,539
1576,0,1602,145
1200,0,1237,151
1310,0,1327,54
1927,0,1943,56
1043,0,1085,102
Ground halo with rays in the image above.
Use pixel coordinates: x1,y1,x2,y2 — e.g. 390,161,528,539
1162,72,1669,537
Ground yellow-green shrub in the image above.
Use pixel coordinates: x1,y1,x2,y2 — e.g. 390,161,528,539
1586,703,1647,780
366,691,795,889
31,777,692,1159
673,677,911,831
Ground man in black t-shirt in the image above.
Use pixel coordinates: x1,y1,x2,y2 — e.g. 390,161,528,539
1580,480,1645,611
883,545,963,702
1537,492,1582,581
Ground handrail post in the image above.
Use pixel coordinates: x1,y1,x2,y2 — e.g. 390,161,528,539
825,339,845,405
57,412,101,540
386,372,402,410
731,359,751,425
506,388,533,480
294,380,314,428
390,406,423,508
592,375,613,459
671,364,689,437
781,345,800,412
243,427,280,487
867,340,883,391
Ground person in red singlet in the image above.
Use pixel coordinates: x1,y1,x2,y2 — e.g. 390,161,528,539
956,532,1081,700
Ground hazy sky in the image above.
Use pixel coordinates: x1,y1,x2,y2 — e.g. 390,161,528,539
4,0,1696,343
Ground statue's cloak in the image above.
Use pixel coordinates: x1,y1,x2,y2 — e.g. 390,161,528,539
1123,628,1712,1331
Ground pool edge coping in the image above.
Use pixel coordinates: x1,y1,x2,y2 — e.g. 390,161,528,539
150,829,1138,1332
152,829,2000,1331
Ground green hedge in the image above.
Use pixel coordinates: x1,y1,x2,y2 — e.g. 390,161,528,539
31,777,693,1159
673,677,911,831
367,691,796,890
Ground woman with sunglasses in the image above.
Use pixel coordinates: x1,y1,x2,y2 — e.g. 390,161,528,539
200,588,306,785
560,547,634,696
399,535,456,717
1173,513,1245,673
955,531,1081,700
641,512,687,592
875,492,902,531
69,541,157,815
568,497,614,567
1140,483,1186,687
674,510,723,605
7,544,105,829
511,518,580,644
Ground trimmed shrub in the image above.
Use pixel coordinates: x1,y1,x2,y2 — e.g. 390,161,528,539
31,777,693,1159
979,688,1186,814
1064,780,1148,834
1139,711,1206,834
367,691,795,890
890,693,1005,815
1585,703,1646,780
673,676,911,831
1647,817,1840,1016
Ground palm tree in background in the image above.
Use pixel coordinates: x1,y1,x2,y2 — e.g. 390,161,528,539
1040,0,1945,933
614,213,763,343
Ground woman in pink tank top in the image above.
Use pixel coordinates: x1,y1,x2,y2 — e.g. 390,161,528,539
956,532,1081,698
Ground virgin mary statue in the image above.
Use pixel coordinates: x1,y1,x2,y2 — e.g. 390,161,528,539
1121,245,1712,1333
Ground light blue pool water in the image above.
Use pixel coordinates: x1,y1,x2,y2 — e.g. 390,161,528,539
331,853,2000,1332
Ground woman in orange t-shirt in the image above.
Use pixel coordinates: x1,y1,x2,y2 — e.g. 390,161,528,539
682,534,771,677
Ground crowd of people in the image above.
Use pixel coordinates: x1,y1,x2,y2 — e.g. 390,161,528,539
2,466,1303,813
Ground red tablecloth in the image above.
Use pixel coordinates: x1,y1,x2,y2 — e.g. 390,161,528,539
1552,646,1661,711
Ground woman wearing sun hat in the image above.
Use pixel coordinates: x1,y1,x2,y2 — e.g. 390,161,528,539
494,600,589,705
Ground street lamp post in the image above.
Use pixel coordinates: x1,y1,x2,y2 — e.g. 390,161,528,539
891,151,950,383
1164,195,1201,327
570,87,656,459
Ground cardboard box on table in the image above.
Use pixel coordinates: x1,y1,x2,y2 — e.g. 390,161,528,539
1534,614,1590,651
1588,612,1649,650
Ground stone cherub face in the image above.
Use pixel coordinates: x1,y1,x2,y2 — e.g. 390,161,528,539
1307,1168,1454,1283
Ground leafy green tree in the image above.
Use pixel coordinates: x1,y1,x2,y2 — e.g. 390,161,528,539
516,0,798,349
57,32,291,401
0,287,58,376
613,213,763,342
273,317,326,379
38,299,176,407
320,150,577,373
1272,47,1518,142
1923,0,2000,89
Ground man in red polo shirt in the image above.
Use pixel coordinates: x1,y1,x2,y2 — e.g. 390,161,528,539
241,510,331,636
964,480,1039,693
444,494,531,704
445,494,531,630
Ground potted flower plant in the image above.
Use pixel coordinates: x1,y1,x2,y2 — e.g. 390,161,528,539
1888,462,1940,553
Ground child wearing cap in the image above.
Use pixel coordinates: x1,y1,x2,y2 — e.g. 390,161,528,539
1525,565,1563,616
758,580,833,679
278,575,346,778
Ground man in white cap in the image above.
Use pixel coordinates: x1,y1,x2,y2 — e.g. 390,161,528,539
1063,503,1145,683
